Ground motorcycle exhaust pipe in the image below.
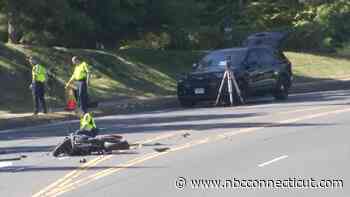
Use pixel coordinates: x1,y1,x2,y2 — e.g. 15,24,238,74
104,141,130,150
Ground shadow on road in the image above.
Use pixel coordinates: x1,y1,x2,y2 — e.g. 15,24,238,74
107,122,333,134
0,112,263,141
0,89,348,144
0,145,54,155
0,165,164,173
219,89,350,110
0,121,333,143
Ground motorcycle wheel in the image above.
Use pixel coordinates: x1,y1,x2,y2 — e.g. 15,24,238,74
52,138,73,157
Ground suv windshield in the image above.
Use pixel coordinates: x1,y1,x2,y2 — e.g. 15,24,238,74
198,50,247,71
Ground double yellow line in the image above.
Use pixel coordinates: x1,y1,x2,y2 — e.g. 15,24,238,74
32,131,183,197
32,156,111,197
33,105,348,196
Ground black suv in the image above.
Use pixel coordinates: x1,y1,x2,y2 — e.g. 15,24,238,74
177,32,293,107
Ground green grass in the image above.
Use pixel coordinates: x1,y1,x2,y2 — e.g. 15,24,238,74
1,43,350,113
286,52,350,82
0,44,203,113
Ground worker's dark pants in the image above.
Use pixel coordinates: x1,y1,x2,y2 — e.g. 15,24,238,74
75,128,98,138
75,80,88,113
32,82,47,114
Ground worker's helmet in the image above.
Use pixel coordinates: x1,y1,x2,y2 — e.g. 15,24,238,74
72,56,80,64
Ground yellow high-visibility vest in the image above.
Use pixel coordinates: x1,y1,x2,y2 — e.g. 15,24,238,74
71,62,89,81
32,64,46,82
80,113,96,131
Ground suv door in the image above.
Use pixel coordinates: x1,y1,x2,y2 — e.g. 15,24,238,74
255,48,277,89
244,49,265,91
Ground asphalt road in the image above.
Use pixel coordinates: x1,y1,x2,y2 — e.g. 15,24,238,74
1,89,350,197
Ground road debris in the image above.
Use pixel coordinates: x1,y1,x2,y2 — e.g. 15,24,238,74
0,156,23,162
11,167,28,173
154,147,170,153
182,133,191,138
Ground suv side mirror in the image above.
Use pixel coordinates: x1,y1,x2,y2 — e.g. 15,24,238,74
176,73,186,81
192,63,198,70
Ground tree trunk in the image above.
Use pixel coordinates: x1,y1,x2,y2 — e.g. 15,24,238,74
7,12,20,44
238,0,244,9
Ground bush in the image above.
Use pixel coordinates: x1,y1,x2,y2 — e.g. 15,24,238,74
120,32,171,50
315,1,350,48
285,2,350,51
193,26,224,49
286,22,326,51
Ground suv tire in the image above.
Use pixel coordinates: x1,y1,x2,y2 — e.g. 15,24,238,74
273,75,289,100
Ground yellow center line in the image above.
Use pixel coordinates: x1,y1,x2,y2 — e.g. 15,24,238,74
32,105,334,196
32,131,186,197
32,156,105,197
48,131,189,196
46,156,148,196
133,131,184,145
45,106,350,196
277,106,327,114
57,155,113,188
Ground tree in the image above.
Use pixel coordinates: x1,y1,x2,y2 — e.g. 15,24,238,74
0,0,22,43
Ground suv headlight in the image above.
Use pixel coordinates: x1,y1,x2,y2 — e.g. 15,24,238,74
177,75,188,84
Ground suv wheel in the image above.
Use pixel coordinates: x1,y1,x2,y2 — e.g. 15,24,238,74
273,76,289,100
179,99,195,107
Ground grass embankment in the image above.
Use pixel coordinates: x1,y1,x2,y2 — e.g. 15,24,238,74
286,52,350,82
0,44,202,113
1,43,350,114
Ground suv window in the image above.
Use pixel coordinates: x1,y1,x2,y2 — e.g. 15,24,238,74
257,49,275,65
198,50,247,71
246,50,260,66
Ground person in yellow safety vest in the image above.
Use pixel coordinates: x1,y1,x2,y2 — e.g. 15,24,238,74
28,56,47,115
65,56,90,113
76,112,98,137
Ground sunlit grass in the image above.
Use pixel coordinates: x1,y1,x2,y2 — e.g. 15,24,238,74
286,52,350,82
2,43,350,112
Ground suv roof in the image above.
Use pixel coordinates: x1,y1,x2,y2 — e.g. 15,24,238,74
214,47,248,53
212,46,275,54
205,31,288,55
243,31,288,49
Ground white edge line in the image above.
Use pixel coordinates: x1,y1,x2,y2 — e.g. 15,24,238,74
58,157,70,160
258,155,288,168
0,161,13,168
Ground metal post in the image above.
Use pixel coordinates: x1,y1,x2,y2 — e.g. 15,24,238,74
215,64,245,106
227,70,234,105
229,70,244,104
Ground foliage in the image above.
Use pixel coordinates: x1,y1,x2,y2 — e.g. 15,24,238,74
0,0,349,50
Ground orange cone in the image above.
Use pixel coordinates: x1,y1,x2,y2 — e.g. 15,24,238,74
65,88,77,111
66,99,77,111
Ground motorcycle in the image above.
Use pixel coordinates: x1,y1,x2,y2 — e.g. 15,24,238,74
52,132,130,157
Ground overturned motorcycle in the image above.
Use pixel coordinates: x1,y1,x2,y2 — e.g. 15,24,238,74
52,133,130,157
